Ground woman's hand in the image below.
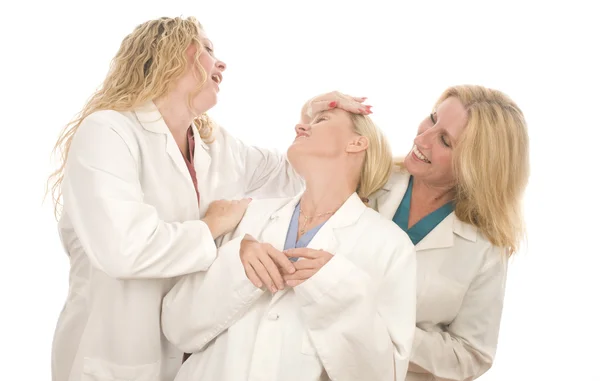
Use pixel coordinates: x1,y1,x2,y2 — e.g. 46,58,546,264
202,198,251,239
282,248,334,287
301,91,372,124
240,235,296,293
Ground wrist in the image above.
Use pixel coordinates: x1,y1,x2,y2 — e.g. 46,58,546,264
202,216,223,239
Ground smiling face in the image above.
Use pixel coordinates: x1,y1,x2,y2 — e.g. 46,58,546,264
173,30,227,115
404,96,468,188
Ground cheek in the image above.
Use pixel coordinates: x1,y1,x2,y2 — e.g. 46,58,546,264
432,149,454,173
198,53,214,75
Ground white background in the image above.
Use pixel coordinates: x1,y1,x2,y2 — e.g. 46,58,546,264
1,0,598,380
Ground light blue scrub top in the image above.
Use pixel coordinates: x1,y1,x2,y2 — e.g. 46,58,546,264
392,176,454,245
284,202,326,262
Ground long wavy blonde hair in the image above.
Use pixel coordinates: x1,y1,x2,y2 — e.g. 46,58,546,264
396,85,530,255
351,114,394,205
47,16,215,218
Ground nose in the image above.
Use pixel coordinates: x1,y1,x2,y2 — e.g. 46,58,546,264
295,123,310,135
215,59,226,72
414,125,435,148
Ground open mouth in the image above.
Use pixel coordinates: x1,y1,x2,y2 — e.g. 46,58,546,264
412,145,431,163
211,73,222,84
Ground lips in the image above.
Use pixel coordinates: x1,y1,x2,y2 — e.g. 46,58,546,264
412,145,431,163
210,73,222,84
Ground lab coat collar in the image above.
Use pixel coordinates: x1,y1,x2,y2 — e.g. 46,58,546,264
134,100,209,150
134,100,211,196
266,192,367,306
371,170,478,251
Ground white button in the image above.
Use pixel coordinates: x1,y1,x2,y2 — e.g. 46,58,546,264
267,312,279,320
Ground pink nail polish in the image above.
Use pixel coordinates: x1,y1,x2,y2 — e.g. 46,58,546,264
329,101,337,108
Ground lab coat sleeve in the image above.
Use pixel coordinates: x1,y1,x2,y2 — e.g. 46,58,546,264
294,241,417,381
62,113,217,279
162,235,265,353
219,126,305,197
409,246,507,381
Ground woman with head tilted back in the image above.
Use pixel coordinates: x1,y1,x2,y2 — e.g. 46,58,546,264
161,109,417,381
372,85,530,381
48,16,371,381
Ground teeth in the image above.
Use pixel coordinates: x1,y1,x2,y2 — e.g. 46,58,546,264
412,146,430,163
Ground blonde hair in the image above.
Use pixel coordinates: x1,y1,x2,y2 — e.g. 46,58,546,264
350,114,394,205
396,85,530,255
47,16,215,218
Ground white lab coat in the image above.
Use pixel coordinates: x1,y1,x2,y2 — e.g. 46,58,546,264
51,101,304,381
371,169,508,381
162,192,417,381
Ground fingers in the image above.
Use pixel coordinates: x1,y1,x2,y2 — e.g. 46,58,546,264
284,248,320,259
337,98,372,115
257,251,285,291
266,245,296,274
242,261,262,288
291,259,317,270
283,269,315,281
248,257,280,293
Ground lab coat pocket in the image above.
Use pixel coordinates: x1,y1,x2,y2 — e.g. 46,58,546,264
300,332,318,356
81,357,159,381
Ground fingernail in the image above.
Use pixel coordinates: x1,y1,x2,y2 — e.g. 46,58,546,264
289,267,296,273
361,97,367,100
278,284,284,290
329,101,337,108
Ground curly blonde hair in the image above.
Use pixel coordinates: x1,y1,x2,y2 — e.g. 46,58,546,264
47,16,215,218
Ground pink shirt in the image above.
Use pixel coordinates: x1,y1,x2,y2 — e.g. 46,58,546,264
183,126,199,203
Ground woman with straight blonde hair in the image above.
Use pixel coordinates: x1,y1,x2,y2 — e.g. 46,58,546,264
48,16,370,381
372,84,530,381
162,109,417,381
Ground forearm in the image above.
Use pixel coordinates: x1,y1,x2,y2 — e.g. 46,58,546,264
409,327,492,381
162,236,264,352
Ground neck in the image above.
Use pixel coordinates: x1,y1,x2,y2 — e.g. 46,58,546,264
154,94,195,141
299,162,357,217
411,176,455,206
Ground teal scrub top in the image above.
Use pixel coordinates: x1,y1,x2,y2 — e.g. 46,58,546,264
392,176,454,245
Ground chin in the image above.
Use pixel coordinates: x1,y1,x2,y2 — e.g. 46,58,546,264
192,94,218,115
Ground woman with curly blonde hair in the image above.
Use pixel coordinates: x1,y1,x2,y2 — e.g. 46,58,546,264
373,84,530,381
48,16,369,381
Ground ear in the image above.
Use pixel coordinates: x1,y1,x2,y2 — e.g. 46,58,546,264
346,136,369,153
186,43,199,63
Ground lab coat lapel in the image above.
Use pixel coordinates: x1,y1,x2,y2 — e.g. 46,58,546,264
269,193,367,306
259,194,303,252
191,121,211,177
134,101,198,200
414,213,455,251
373,170,410,220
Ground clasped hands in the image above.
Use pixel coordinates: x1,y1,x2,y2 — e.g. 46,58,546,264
239,234,333,293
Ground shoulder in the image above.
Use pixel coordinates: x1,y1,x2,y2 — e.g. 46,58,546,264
455,227,507,273
361,208,414,252
245,197,295,217
70,110,140,158
76,110,138,141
